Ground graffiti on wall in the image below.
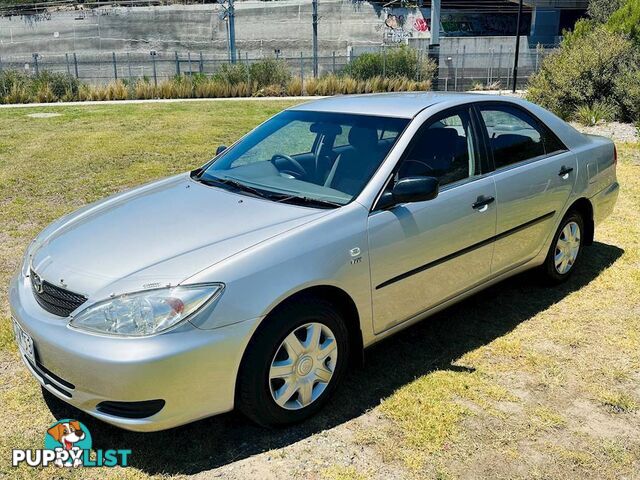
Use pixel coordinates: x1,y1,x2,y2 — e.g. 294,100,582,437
380,8,431,44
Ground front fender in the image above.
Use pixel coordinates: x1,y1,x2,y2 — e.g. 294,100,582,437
184,202,374,343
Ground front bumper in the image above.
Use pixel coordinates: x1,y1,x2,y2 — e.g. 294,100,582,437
9,273,260,432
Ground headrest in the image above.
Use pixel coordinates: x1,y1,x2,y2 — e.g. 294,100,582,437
348,127,379,151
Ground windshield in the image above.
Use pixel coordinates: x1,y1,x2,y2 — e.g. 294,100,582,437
198,110,409,207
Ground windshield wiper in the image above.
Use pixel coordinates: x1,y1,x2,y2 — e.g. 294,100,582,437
197,176,271,199
197,176,342,208
273,194,343,209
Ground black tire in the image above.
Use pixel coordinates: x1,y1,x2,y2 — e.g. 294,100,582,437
541,211,585,284
237,297,350,427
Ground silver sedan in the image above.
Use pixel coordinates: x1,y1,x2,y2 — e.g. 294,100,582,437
10,93,619,430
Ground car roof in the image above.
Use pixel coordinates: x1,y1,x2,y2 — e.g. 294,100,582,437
289,92,508,118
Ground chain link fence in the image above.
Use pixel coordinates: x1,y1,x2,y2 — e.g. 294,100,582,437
436,47,553,91
0,45,555,90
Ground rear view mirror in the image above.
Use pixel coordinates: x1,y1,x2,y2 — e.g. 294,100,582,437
378,176,439,209
216,145,227,155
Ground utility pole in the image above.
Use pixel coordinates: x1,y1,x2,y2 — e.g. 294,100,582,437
429,0,441,89
218,0,237,63
228,0,237,63
512,0,523,93
312,0,318,78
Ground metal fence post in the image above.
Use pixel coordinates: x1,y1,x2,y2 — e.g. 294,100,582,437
332,51,336,74
187,51,192,74
150,51,158,86
127,52,133,82
506,49,512,90
497,45,503,87
65,53,71,75
382,47,386,77
199,51,204,74
486,50,490,87
460,45,466,90
454,49,459,91
73,53,79,79
175,51,180,76
246,53,250,84
33,53,39,75
300,52,304,83
112,52,118,80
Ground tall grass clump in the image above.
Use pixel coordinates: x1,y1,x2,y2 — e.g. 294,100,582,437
575,101,618,126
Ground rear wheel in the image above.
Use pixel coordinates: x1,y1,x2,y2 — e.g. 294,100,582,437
541,211,584,283
237,298,349,426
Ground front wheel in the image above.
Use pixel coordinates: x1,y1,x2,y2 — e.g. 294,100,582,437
237,298,349,426
541,211,584,283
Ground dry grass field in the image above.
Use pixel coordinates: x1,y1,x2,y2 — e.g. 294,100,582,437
0,100,638,480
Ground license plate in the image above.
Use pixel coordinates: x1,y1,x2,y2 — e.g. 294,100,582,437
13,318,35,364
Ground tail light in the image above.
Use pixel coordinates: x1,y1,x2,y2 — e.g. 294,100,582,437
613,144,618,166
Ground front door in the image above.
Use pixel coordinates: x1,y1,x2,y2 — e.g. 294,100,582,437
368,106,497,334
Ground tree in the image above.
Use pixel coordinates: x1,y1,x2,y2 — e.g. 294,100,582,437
588,0,624,23
608,0,640,44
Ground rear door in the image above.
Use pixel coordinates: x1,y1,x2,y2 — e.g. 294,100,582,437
474,102,576,274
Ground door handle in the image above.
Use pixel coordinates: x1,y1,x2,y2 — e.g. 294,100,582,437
472,195,495,211
558,166,574,177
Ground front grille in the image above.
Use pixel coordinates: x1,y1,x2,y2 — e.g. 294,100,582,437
30,270,87,317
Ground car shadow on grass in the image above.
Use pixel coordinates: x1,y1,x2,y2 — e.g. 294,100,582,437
43,241,623,475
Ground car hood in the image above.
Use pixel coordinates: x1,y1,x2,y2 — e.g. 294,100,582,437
30,174,327,299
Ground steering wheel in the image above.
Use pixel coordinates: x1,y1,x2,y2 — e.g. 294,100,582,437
399,159,436,177
271,153,307,179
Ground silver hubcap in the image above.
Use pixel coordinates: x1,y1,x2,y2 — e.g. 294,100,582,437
554,221,581,274
269,322,338,410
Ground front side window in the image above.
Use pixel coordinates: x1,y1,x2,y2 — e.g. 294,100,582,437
395,108,480,187
479,105,548,168
197,110,409,207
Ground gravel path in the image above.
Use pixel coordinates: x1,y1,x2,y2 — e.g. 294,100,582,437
571,121,639,143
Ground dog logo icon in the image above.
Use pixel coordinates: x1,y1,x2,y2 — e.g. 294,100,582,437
44,419,92,467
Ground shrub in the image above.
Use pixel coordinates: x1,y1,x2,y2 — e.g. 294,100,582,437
31,72,79,100
527,26,640,120
614,68,640,122
343,45,437,81
0,70,29,102
212,63,249,85
249,58,291,88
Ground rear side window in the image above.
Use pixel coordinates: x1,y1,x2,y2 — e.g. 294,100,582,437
478,105,563,169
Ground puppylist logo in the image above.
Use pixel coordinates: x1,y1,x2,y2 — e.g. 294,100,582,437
12,419,131,468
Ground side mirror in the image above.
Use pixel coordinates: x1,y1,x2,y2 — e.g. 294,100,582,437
216,145,227,155
377,176,439,209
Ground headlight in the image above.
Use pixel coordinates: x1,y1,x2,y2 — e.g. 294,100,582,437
69,284,223,337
